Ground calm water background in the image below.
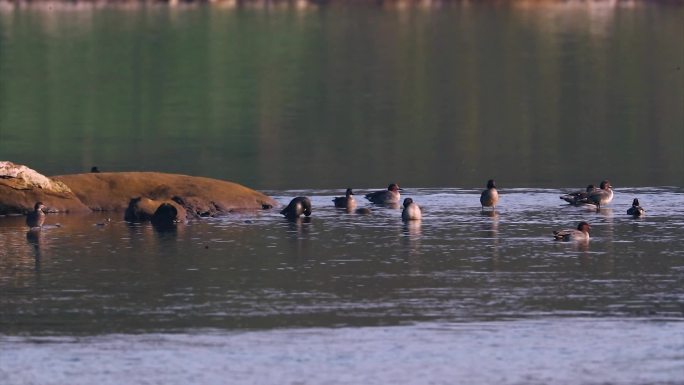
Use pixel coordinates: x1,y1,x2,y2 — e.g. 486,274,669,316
1,2,683,384
0,2,682,188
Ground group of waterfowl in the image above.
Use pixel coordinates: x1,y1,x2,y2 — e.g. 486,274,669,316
279,178,646,243
24,178,646,242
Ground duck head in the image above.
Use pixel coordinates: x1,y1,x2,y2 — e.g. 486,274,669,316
34,202,46,212
403,197,414,208
599,180,612,190
486,179,496,189
345,188,354,197
576,221,591,233
632,198,640,207
388,183,402,192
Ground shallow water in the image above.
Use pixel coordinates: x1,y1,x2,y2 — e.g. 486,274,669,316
2,188,683,331
2,319,683,385
1,187,684,383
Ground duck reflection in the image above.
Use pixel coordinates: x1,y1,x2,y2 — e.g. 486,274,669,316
480,210,499,237
284,216,313,259
480,210,500,270
401,219,422,259
286,216,312,236
26,230,44,272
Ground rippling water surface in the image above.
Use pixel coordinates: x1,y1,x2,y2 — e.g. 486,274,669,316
1,188,683,383
1,1,683,383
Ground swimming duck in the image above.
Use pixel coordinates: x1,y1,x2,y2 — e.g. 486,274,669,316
365,183,401,205
333,188,356,209
480,179,499,209
560,184,596,205
281,197,312,219
26,202,47,229
580,180,614,210
627,198,645,217
401,198,422,221
553,221,591,242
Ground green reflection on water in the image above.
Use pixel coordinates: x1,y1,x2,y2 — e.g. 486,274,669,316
0,3,682,189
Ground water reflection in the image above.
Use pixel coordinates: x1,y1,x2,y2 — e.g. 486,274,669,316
25,230,43,272
0,187,682,334
0,4,681,188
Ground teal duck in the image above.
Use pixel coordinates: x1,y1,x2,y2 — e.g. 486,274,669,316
553,221,591,242
365,183,401,205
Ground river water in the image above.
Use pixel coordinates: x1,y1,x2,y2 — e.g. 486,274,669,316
1,1,683,384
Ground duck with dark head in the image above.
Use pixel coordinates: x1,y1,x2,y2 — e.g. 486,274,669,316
281,197,312,219
365,183,401,205
333,188,356,210
553,221,591,242
480,179,499,210
26,202,47,230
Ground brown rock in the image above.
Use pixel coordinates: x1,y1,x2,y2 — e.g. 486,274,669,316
1,162,278,217
125,197,186,223
54,172,277,215
0,161,90,214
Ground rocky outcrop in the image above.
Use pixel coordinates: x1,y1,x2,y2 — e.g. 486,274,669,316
0,161,278,218
53,172,277,216
0,161,91,214
124,197,186,223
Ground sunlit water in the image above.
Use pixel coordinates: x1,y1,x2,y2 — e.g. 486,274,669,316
1,187,683,383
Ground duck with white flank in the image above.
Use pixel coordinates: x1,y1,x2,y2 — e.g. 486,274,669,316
26,202,47,230
627,198,645,217
333,188,356,209
281,197,312,219
365,183,401,205
580,180,614,210
401,198,422,221
560,184,596,205
480,179,499,210
553,221,591,242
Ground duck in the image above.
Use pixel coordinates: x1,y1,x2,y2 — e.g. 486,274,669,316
627,198,645,217
401,198,422,221
553,221,591,242
580,180,614,210
281,197,312,219
333,188,356,209
26,202,47,229
480,179,499,209
365,183,401,205
560,184,596,205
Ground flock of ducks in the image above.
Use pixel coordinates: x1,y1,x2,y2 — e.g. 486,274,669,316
25,179,646,242
279,178,646,243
